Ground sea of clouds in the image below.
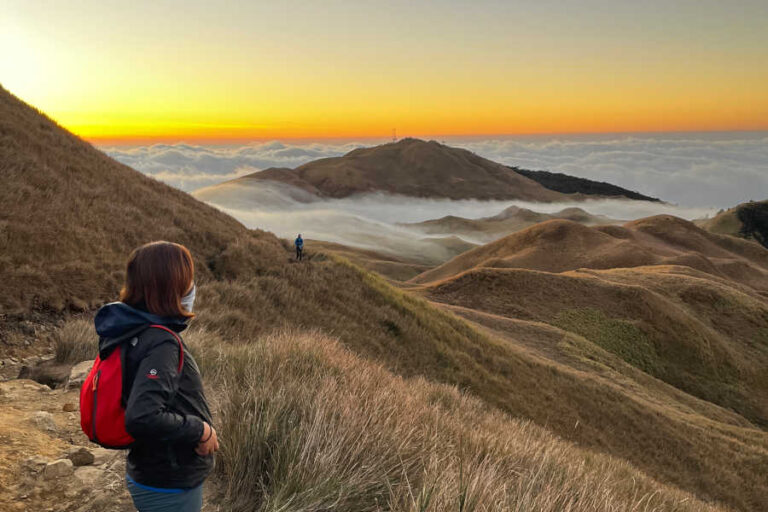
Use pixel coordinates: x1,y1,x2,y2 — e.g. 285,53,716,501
102,133,767,261
103,132,768,209
104,141,363,192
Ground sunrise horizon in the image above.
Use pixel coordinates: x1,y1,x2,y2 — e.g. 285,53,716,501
75,127,768,148
4,1,768,144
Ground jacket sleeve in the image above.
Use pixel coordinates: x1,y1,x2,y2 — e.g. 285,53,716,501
124,340,205,444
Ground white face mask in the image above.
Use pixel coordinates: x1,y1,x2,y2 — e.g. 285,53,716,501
181,283,196,313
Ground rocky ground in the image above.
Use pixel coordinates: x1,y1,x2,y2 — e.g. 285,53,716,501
0,372,134,512
0,355,219,512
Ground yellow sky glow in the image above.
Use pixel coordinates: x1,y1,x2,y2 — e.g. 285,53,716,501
3,1,767,142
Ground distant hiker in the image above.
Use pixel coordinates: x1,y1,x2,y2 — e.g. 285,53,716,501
295,233,304,260
90,241,217,512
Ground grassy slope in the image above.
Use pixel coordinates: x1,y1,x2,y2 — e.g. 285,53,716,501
187,257,767,511
195,330,725,512
0,85,286,316
424,265,768,424
56,321,726,511
700,200,768,248
308,240,430,281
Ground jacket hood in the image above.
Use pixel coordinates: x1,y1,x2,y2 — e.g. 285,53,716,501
95,302,188,340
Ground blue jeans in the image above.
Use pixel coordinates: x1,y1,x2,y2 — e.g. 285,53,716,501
126,475,203,512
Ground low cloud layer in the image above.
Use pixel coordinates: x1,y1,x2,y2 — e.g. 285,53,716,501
193,179,718,263
103,141,361,191
450,132,768,209
103,132,768,209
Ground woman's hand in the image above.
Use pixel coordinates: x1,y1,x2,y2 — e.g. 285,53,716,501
195,422,219,456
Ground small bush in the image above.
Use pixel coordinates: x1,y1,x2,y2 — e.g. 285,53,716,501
737,201,768,248
53,317,97,363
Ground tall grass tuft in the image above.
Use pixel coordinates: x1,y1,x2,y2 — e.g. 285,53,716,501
53,317,96,363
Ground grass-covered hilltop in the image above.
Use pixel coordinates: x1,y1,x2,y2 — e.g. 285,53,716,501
699,199,768,249
201,137,659,202
2,85,768,511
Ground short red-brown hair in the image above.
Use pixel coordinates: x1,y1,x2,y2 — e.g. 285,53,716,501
119,241,195,318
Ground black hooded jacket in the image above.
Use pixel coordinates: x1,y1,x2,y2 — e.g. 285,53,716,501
95,302,214,489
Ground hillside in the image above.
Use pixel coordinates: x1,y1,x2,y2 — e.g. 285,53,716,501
405,215,768,509
412,215,768,290
231,138,575,200
2,87,768,511
0,85,286,321
513,167,660,201
401,206,617,243
305,240,432,281
699,199,768,248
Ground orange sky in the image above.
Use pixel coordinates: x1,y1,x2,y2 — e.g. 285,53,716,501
3,1,767,142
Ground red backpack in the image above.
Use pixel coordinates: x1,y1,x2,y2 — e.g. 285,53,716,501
80,324,184,449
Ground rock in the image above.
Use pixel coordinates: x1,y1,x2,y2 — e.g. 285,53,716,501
62,402,78,412
23,455,49,472
0,359,21,381
66,446,95,466
73,466,102,486
19,321,37,336
23,383,51,392
90,447,117,466
19,379,47,390
19,361,71,388
43,459,74,480
30,411,57,432
67,360,94,389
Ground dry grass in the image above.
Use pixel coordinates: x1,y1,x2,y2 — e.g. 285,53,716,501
184,258,768,511
424,264,768,426
0,85,286,316
35,246,768,510
308,240,431,281
411,216,768,291
52,317,96,363
186,328,727,512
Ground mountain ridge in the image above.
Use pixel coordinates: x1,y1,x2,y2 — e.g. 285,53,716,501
216,137,659,202
401,206,618,243
512,167,660,202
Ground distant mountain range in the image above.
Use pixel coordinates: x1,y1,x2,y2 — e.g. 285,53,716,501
401,206,617,243
411,215,768,288
215,137,658,202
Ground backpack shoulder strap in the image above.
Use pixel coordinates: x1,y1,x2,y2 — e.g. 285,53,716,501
146,324,184,373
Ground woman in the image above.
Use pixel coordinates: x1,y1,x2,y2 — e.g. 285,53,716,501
93,241,218,512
